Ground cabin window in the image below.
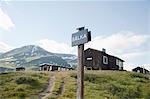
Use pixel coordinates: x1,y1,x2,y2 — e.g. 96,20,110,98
116,59,123,70
137,70,140,73
103,56,108,64
116,59,119,66
87,57,92,61
119,61,123,67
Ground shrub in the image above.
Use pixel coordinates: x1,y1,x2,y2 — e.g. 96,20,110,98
15,76,38,86
131,73,149,80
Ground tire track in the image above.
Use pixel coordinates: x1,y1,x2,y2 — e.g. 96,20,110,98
39,76,55,99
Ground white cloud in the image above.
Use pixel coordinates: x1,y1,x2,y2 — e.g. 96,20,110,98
122,51,150,71
86,31,149,54
124,63,150,71
0,8,15,31
1,0,13,5
0,41,13,52
35,39,75,54
123,63,136,71
142,64,150,71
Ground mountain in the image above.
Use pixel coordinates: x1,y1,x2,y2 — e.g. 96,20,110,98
23,56,70,67
0,45,77,71
0,67,14,72
0,52,3,55
0,45,53,58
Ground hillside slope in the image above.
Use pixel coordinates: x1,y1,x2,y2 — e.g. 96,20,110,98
0,45,76,71
0,71,50,98
0,71,150,99
0,45,53,58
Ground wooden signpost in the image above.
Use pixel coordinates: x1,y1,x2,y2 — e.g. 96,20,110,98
72,27,91,99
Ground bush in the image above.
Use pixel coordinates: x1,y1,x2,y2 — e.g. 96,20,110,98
131,73,149,80
15,76,38,86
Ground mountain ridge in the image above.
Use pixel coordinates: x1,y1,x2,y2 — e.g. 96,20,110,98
0,52,3,55
0,45,77,71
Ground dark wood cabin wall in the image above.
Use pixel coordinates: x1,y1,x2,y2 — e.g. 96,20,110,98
92,50,101,70
52,66,58,71
84,48,124,70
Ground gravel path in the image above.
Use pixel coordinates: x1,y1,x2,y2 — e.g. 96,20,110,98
39,76,55,99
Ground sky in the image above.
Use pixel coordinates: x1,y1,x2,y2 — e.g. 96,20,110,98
0,0,150,71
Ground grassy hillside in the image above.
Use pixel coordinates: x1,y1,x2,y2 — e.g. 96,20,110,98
83,71,150,99
0,71,50,99
0,71,150,99
49,71,150,99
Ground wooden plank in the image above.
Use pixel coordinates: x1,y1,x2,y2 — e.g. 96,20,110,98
77,44,84,99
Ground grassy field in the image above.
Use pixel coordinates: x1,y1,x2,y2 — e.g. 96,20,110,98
0,71,150,99
0,71,50,99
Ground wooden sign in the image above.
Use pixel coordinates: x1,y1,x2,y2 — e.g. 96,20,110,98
72,29,91,46
71,27,91,99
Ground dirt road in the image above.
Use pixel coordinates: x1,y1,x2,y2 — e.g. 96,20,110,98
39,76,55,99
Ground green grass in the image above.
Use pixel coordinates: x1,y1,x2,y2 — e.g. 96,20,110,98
49,71,76,99
49,71,150,99
25,56,41,62
0,57,16,61
0,71,150,99
0,71,50,99
0,63,16,68
72,71,150,99
49,72,64,99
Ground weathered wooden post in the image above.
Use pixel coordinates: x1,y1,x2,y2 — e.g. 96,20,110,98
76,43,84,99
72,27,91,99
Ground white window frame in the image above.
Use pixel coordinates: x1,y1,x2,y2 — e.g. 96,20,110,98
137,70,140,73
87,57,92,61
116,59,119,66
103,56,108,64
119,61,122,70
116,59,123,70
119,61,123,67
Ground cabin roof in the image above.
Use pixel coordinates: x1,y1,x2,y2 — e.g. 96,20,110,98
16,67,25,69
39,64,60,67
132,67,149,71
39,64,71,69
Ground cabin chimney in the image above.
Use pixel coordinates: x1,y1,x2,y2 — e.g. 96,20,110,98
76,27,84,31
102,48,106,53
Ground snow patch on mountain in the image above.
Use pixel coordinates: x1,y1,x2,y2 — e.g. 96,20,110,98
62,56,77,60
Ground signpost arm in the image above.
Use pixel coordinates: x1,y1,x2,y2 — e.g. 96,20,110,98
77,44,84,99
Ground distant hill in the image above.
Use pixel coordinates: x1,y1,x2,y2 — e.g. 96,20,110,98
0,67,14,72
0,45,53,58
0,45,77,71
23,56,70,67
0,52,3,55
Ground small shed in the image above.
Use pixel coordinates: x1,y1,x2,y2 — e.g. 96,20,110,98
39,64,70,71
16,67,25,71
132,67,149,74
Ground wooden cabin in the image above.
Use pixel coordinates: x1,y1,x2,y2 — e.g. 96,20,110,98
132,67,149,74
39,64,70,71
84,48,124,70
16,67,25,71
